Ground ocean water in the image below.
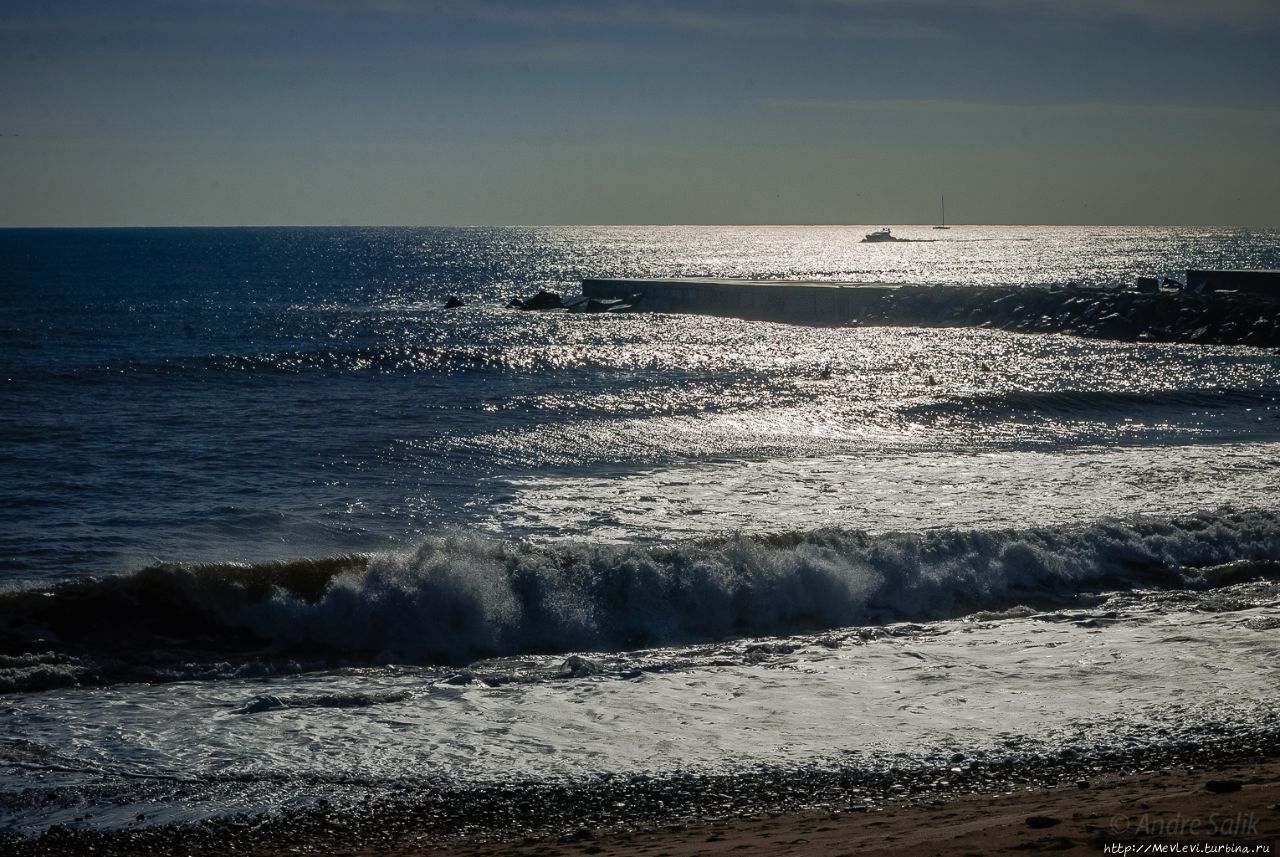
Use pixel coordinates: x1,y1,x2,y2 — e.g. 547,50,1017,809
2,225,1279,832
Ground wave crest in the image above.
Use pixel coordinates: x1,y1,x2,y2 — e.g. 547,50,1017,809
3,510,1278,692
908,387,1279,420
238,510,1280,661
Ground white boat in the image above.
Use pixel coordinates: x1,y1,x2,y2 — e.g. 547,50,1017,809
862,228,895,242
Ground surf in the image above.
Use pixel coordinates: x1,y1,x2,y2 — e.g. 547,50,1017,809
3,510,1278,693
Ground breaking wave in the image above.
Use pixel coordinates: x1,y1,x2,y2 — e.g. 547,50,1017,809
65,341,766,379
909,387,1279,420
3,510,1279,692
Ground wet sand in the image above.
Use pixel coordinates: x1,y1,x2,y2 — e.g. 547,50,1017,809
6,741,1277,856
430,759,1279,857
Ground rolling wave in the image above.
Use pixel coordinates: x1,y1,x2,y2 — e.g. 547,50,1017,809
209,345,554,374
64,345,573,378
909,387,1278,420
66,341,749,379
2,510,1278,693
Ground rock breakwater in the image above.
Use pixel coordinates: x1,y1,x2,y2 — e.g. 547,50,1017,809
870,285,1280,347
574,278,1280,347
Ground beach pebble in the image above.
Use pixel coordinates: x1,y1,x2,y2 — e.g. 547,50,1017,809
1025,816,1061,829
1205,779,1243,793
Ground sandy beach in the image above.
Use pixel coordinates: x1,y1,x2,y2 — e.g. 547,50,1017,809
7,735,1276,856
431,760,1279,857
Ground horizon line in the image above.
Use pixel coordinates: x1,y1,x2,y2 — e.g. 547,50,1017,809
2,222,1277,230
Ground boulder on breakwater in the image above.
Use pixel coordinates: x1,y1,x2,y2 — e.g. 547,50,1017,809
510,289,636,314
511,289,565,311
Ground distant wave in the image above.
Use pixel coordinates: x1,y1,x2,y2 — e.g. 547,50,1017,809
3,510,1279,693
54,343,740,379
76,345,577,376
908,387,1278,420
209,346,556,374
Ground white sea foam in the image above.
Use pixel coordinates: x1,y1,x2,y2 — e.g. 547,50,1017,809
486,443,1280,542
249,510,1280,664
3,511,1277,695
2,580,1276,832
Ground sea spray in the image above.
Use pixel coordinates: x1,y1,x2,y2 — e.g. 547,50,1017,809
6,510,1278,693
220,508,1280,659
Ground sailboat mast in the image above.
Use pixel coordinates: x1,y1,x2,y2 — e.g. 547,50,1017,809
934,194,949,229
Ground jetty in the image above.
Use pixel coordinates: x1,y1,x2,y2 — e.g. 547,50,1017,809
578,274,1280,347
1187,269,1280,297
581,278,901,325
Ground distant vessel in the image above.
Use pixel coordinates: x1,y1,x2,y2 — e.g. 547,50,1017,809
862,228,897,243
934,195,950,230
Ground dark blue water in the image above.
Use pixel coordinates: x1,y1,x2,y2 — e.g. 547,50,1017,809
3,226,1279,582
2,228,628,575
3,230,1280,833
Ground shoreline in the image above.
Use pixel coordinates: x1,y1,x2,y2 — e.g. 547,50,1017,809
440,759,1280,857
6,725,1278,856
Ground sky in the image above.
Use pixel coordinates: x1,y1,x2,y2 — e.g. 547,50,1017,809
1,0,1278,227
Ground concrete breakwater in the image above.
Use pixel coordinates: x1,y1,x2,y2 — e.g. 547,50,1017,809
580,278,1280,347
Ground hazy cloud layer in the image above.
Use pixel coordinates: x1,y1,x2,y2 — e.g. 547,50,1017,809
1,0,1276,225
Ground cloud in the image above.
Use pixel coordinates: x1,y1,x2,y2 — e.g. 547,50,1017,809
821,0,1280,31
981,0,1280,31
7,0,1275,48
266,0,1280,34
221,0,943,39
761,95,1280,125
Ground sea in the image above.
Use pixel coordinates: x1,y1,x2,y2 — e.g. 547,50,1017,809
1,225,1279,832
